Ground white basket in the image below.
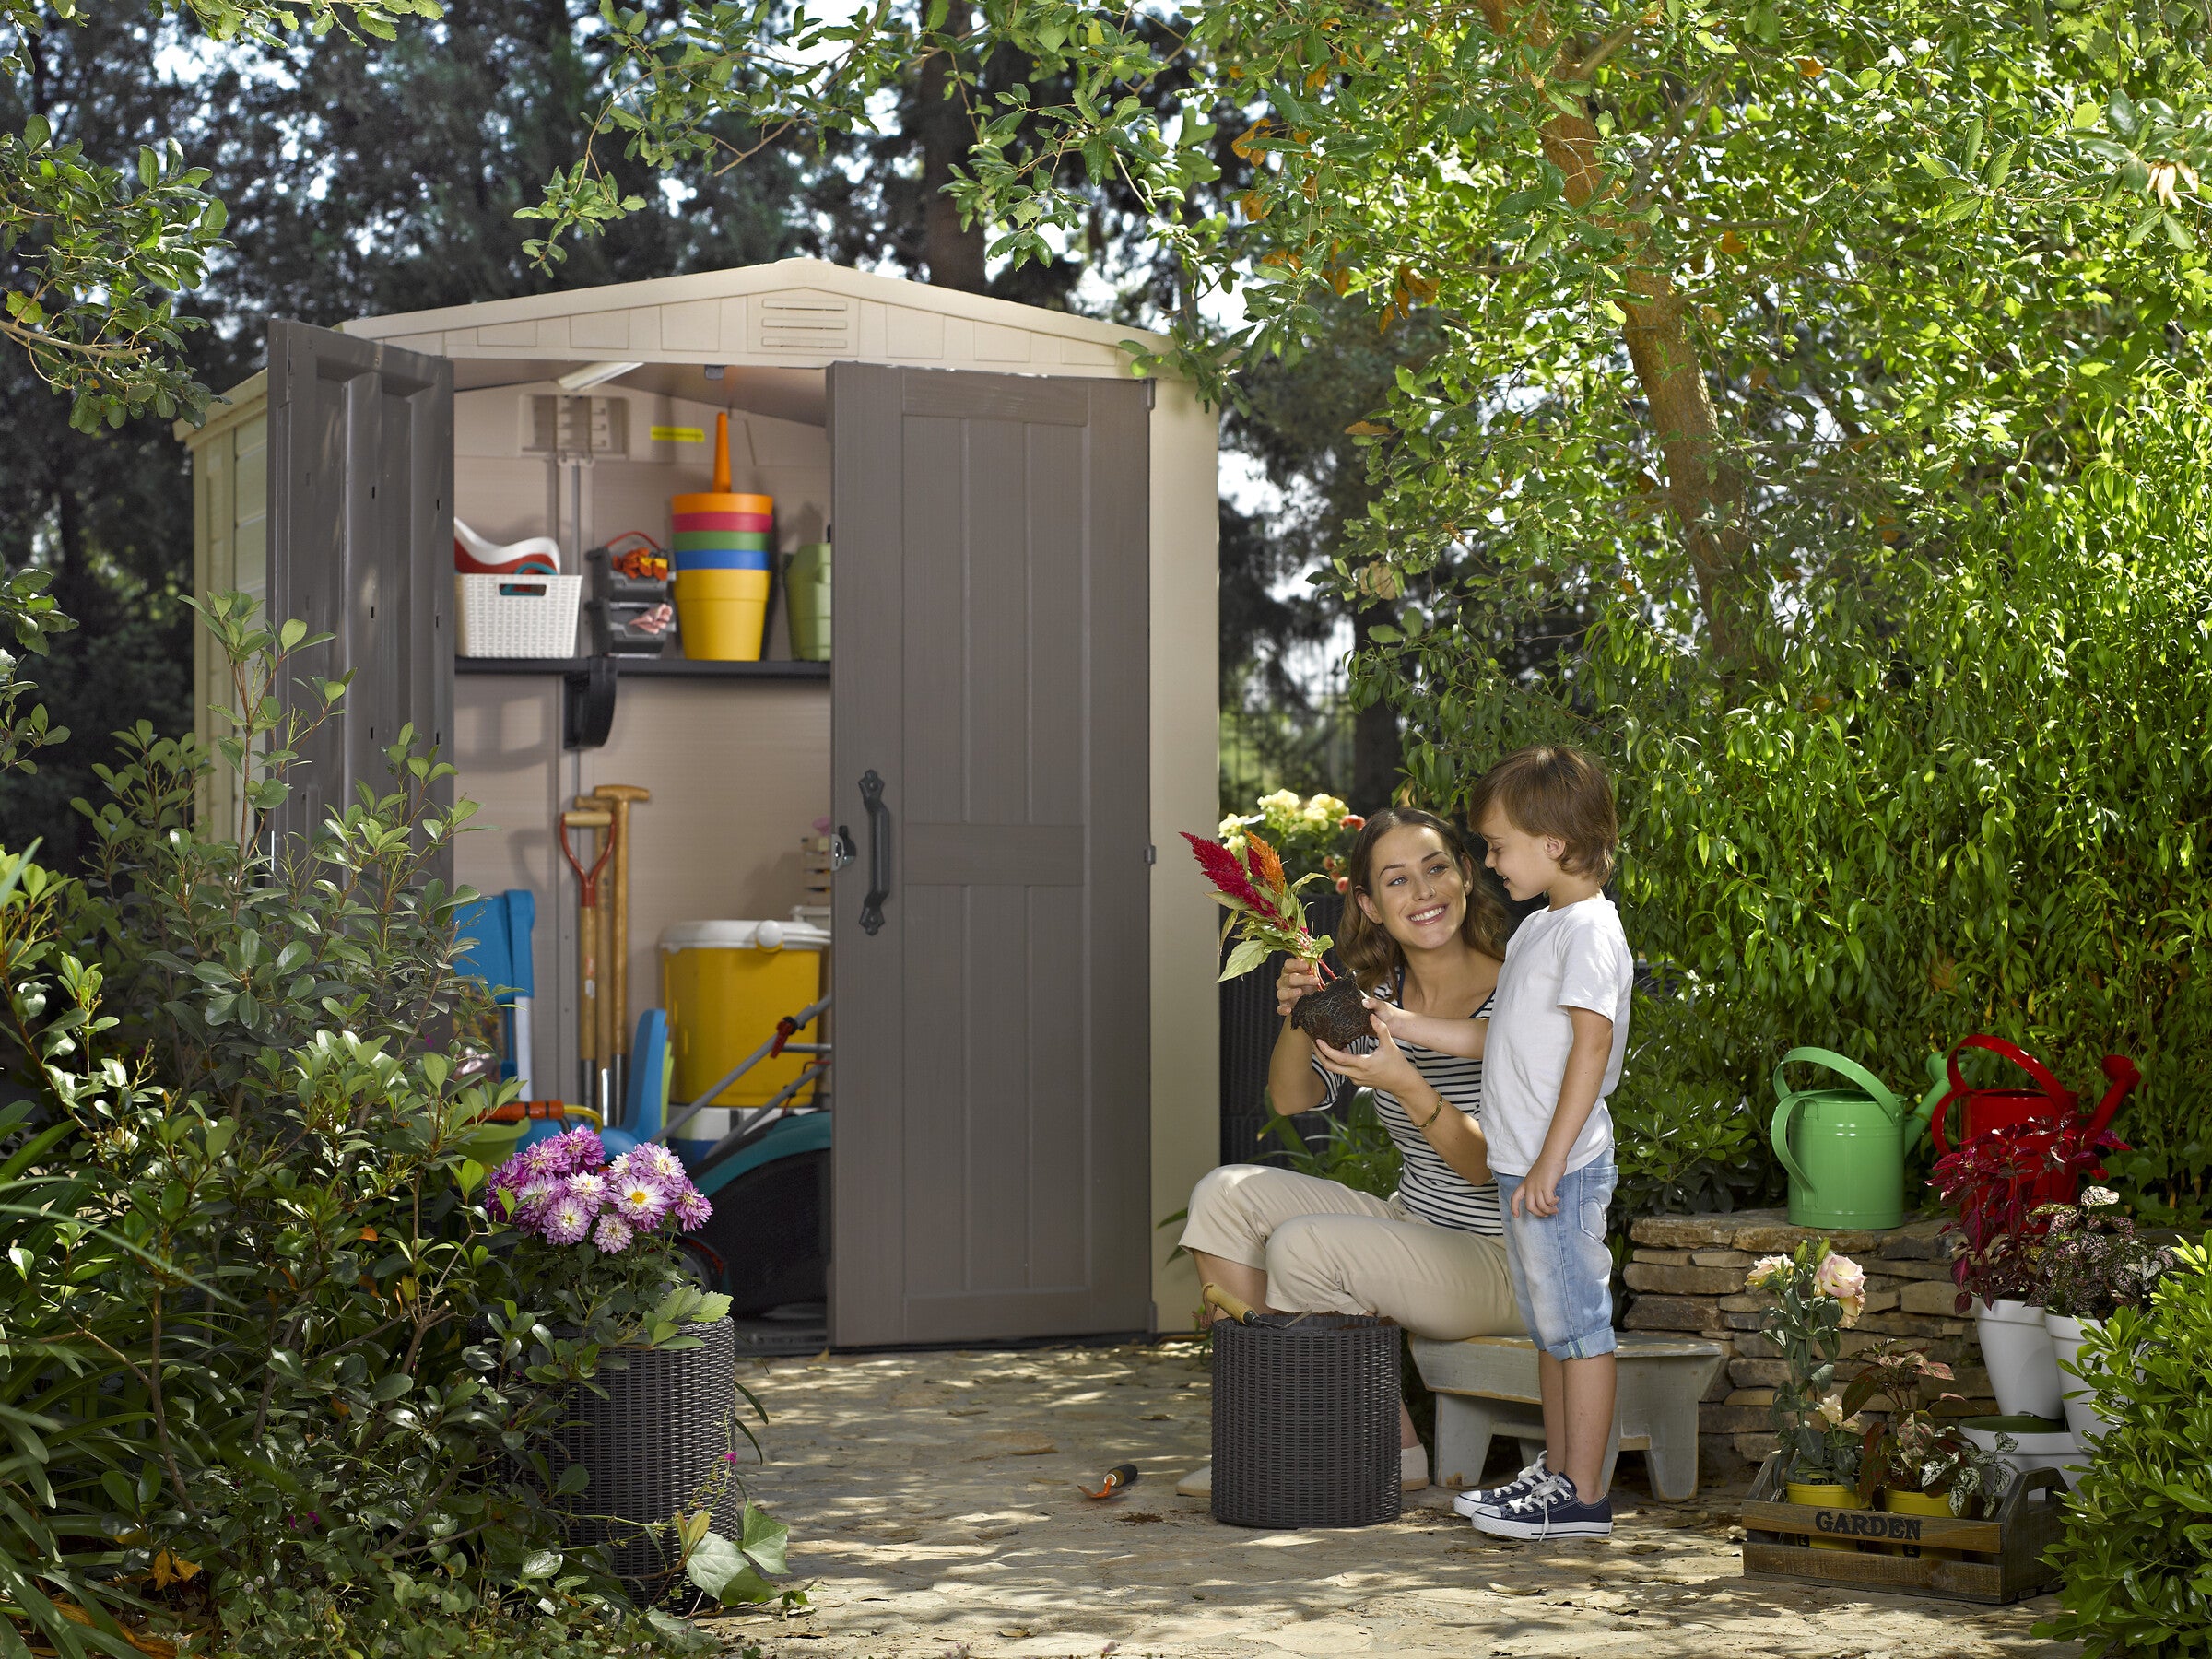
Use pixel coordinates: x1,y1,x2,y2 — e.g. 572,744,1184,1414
455,573,582,659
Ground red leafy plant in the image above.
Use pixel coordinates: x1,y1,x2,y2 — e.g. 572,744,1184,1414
1931,1115,2126,1314
1184,830,1337,982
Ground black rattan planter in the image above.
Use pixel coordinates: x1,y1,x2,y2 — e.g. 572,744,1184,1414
1219,892,1344,1166
1210,1312,1400,1528
554,1317,745,1602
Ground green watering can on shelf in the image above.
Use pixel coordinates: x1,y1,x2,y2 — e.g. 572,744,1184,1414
1771,1050,1941,1230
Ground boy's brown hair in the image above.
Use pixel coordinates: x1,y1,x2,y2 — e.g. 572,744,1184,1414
1471,746,1618,883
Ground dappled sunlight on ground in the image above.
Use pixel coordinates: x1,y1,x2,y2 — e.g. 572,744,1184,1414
697,1342,2074,1658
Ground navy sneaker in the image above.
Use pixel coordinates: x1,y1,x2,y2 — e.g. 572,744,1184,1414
1467,1472,1613,1539
1452,1451,1549,1518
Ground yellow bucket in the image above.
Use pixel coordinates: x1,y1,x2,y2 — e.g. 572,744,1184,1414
675,571,768,661
662,920,830,1110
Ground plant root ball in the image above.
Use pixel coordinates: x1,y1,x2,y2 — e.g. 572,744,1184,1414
1292,975,1374,1051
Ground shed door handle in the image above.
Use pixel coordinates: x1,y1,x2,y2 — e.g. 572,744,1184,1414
859,770,891,936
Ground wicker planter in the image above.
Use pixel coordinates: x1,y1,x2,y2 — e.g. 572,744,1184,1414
555,1318,745,1602
1211,1311,1400,1529
1218,893,1343,1166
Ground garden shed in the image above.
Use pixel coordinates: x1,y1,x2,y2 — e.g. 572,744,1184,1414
177,258,1220,1348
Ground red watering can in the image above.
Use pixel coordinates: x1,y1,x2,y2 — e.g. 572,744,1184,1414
1924,1035,2140,1159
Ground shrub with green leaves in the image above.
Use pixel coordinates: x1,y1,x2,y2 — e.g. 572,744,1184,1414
2038,1234,2212,1656
0,596,781,1656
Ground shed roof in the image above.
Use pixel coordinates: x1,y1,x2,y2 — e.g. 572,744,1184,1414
343,257,1162,377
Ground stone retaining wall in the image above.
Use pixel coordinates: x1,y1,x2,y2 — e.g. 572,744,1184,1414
1620,1208,1994,1480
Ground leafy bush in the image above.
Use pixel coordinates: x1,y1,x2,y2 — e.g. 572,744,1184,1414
2039,1234,2212,1656
0,597,766,1656
1369,382,2212,1228
1261,1088,1401,1198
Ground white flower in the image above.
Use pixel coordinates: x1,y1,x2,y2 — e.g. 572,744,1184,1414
1744,1253,1793,1290
1814,1252,1865,1302
2078,1185,2119,1209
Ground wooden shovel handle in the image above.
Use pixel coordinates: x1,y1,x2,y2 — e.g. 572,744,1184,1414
1201,1282,1259,1325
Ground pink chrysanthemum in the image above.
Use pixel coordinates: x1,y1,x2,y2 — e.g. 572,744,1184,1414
544,1194,594,1245
514,1174,561,1219
613,1177,672,1230
564,1171,607,1207
546,1126,606,1175
627,1143,685,1184
670,1184,712,1230
515,1140,559,1179
593,1213,634,1253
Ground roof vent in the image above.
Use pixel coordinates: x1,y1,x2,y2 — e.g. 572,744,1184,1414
751,292,853,356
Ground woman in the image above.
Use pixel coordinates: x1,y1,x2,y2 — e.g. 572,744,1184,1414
1177,806,1524,1497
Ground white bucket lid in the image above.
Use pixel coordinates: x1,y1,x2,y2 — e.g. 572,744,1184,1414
661,919,830,953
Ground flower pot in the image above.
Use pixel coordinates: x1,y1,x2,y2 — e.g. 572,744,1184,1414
1292,973,1375,1051
2043,1310,2111,1451
1884,1488,1960,1559
1784,1480,1863,1550
1959,1415,2078,1488
555,1318,746,1604
1974,1298,2064,1419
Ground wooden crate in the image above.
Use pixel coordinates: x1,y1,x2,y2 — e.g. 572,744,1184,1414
1740,1454,2066,1605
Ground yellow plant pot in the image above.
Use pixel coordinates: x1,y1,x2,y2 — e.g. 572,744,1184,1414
674,572,767,661
1882,1488,1959,1559
1785,1480,1864,1551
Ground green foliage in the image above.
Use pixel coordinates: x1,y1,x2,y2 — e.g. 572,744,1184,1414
1262,1089,1400,1199
0,565,72,776
0,601,742,1654
0,0,448,427
2039,1235,2212,1656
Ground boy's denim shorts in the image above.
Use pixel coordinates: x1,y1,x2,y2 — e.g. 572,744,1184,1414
1493,1155,1618,1359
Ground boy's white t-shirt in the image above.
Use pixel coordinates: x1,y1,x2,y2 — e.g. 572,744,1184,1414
1481,894,1634,1177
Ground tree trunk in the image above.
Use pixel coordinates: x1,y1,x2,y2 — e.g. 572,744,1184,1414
1474,0,1750,659
1350,600,1403,812
917,11,991,293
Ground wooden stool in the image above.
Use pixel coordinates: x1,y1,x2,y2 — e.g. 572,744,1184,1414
1411,1331,1724,1501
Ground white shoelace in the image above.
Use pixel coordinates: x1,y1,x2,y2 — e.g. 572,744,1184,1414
1500,1472,1577,1538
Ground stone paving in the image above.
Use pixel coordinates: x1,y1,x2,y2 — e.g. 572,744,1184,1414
698,1339,2077,1659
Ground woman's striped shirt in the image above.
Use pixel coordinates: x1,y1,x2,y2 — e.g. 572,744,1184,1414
1312,991,1501,1236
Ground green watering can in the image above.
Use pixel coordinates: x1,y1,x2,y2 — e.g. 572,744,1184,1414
1771,1049,1940,1230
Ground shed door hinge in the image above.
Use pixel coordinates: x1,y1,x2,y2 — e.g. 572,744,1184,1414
1145,843,1157,865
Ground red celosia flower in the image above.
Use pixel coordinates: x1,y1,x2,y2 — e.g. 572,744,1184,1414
1182,830,1277,919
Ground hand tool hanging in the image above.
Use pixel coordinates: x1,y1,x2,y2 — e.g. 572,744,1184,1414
582,784,651,1121
559,805,615,1117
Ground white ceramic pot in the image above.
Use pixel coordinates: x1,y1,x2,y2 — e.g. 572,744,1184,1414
2044,1310,2112,1450
1960,1419,2079,1486
1976,1298,2064,1419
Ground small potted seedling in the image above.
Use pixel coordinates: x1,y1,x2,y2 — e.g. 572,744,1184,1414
1183,830,1372,1049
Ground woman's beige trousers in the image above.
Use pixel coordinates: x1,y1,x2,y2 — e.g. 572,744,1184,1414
1179,1164,1523,1340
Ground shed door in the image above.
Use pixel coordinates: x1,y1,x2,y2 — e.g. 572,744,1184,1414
829,365,1150,1347
265,319,455,882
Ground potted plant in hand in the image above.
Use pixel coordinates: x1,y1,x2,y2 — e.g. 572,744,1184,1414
1932,1114,2124,1421
1746,1241,1870,1545
1185,828,1371,1048
2035,1186,2176,1446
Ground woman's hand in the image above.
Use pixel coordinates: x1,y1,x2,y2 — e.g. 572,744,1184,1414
1277,958,1324,1019
1314,1013,1423,1100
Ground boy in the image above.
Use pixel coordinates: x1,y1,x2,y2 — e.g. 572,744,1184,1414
1377,746,1632,1537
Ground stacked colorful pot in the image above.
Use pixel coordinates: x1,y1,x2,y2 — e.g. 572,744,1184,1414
671,411,772,661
